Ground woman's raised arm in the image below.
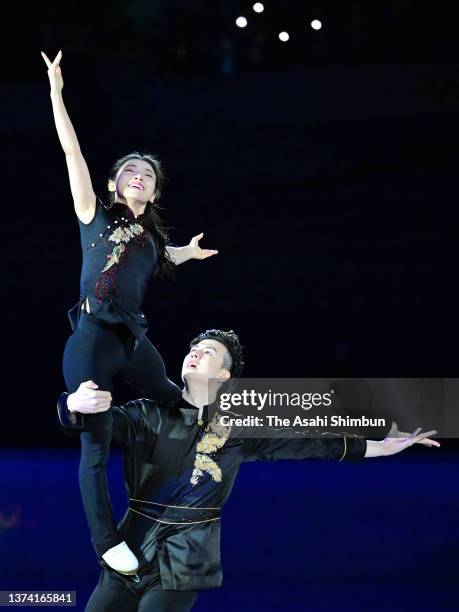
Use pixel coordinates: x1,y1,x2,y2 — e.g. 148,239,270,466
41,50,96,224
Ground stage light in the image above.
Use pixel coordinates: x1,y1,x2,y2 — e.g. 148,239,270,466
279,31,289,42
253,3,264,12
236,16,248,28
311,20,322,30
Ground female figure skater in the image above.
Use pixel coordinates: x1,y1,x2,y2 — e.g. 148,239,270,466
41,50,218,574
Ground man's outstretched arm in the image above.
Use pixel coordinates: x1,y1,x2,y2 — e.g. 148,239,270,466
242,432,367,463
242,422,439,463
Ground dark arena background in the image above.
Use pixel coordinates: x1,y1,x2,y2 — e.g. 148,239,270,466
1,2,458,610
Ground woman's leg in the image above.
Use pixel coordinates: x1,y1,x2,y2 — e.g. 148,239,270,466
62,317,130,557
137,589,199,612
85,568,199,612
85,569,139,612
119,335,182,402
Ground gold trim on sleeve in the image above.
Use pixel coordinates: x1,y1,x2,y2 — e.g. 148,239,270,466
338,434,347,462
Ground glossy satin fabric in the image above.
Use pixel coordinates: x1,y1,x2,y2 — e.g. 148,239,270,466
58,396,367,591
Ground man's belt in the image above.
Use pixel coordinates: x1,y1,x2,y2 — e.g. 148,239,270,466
128,498,221,525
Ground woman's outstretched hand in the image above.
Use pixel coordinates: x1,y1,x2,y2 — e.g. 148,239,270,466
165,233,218,265
41,49,64,95
189,232,219,260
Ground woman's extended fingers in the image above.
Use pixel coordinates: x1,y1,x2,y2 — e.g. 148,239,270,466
52,50,62,66
200,249,219,258
40,50,61,69
40,51,52,68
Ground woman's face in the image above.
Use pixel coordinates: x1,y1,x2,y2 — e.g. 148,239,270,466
109,159,157,204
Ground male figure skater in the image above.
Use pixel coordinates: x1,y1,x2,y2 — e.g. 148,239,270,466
57,329,439,611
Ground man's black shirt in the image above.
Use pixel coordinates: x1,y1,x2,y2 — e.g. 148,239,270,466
58,396,367,590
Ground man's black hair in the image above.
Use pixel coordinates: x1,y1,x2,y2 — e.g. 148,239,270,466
190,329,244,378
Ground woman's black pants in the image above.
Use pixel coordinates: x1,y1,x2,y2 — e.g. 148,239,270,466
62,312,181,557
85,566,199,612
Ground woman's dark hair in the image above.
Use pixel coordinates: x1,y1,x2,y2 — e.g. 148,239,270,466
106,151,175,278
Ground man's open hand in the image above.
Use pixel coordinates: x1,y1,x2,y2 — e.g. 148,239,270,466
380,421,440,456
67,380,112,414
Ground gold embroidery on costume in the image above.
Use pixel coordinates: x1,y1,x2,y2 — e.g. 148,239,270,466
191,412,231,486
95,222,145,300
197,433,224,454
109,223,144,245
191,454,222,484
101,244,126,272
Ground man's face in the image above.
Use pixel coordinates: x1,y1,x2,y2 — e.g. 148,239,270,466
181,339,230,383
108,159,157,205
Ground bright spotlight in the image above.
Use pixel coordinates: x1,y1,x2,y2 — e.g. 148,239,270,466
236,16,248,28
279,31,289,42
311,19,322,30
253,3,264,13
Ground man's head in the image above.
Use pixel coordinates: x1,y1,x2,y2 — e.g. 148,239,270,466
181,329,244,385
